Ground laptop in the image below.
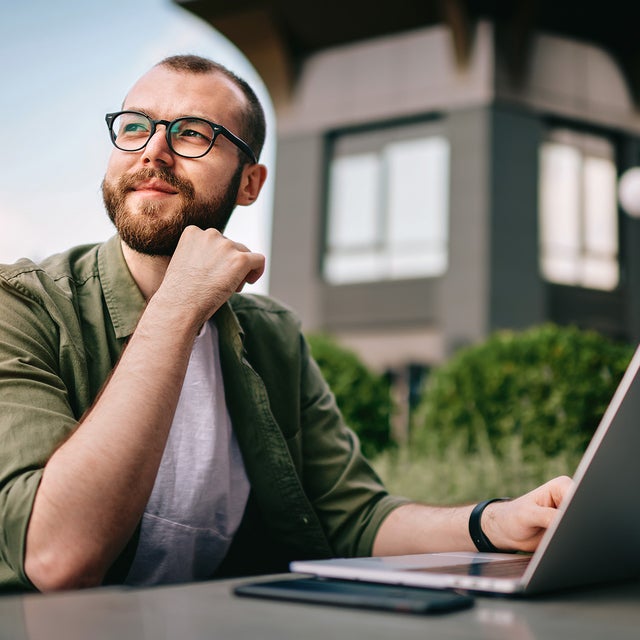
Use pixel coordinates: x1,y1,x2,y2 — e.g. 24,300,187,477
291,344,640,596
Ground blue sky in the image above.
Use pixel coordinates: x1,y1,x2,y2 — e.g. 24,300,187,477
0,0,274,292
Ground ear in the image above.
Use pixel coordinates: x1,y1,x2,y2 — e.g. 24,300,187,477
236,163,268,206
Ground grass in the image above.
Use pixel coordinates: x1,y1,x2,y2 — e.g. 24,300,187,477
370,436,583,505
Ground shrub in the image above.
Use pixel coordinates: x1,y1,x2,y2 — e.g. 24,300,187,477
307,333,395,458
410,324,634,460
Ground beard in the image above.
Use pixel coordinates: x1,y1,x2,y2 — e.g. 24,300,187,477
101,164,244,256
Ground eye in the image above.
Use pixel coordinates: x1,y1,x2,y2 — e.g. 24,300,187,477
171,119,214,146
181,129,209,140
114,114,152,140
123,122,149,133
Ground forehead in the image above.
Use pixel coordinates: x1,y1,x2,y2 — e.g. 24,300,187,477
122,66,246,130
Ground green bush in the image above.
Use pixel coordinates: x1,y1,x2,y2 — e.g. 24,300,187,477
307,333,395,458
411,324,634,460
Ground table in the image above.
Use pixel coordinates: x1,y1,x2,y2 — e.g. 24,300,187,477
1,574,639,640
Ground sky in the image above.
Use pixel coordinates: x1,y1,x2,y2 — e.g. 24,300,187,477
0,0,275,293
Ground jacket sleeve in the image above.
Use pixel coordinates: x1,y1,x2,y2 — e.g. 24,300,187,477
226,295,410,559
0,277,80,590
295,331,409,557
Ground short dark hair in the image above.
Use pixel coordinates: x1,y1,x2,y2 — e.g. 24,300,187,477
157,54,266,161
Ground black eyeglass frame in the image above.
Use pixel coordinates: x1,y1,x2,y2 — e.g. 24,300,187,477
105,111,258,164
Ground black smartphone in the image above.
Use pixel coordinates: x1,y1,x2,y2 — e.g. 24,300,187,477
233,577,474,615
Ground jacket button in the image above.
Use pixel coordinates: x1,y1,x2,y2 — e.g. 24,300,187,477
301,516,310,525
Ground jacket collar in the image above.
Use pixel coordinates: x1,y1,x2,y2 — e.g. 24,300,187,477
97,235,247,347
97,235,146,340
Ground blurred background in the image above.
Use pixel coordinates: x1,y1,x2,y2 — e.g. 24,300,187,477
3,0,640,497
173,0,640,430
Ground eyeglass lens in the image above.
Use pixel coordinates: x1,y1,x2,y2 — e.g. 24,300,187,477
110,113,216,158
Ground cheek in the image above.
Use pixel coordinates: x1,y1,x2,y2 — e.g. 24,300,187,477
105,151,135,183
190,166,226,199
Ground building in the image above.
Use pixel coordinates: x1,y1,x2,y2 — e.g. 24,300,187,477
176,1,640,386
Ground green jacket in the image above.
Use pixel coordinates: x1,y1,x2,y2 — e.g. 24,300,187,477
0,235,405,591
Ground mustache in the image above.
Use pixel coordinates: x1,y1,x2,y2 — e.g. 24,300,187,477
118,167,195,198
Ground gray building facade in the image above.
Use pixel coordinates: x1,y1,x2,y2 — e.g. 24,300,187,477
176,3,640,376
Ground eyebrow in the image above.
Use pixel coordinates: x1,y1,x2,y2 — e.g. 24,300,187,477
122,106,218,122
122,106,158,118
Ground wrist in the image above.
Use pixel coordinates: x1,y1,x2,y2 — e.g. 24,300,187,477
145,289,210,335
468,498,512,553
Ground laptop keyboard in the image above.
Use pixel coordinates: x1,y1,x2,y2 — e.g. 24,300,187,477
410,556,531,579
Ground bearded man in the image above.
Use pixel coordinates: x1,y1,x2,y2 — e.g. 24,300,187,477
0,55,570,592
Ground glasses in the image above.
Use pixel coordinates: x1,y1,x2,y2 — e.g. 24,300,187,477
105,111,257,163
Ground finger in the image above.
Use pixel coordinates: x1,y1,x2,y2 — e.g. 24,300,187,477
235,269,265,292
235,256,266,292
244,264,265,284
550,475,573,507
534,475,573,508
533,505,561,530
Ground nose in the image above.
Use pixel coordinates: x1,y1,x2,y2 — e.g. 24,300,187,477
141,124,174,167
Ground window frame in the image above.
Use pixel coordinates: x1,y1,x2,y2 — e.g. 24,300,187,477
321,115,451,286
538,122,622,292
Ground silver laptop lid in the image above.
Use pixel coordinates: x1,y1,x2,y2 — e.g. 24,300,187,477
521,344,640,593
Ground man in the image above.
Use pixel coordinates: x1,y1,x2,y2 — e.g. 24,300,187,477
0,54,570,592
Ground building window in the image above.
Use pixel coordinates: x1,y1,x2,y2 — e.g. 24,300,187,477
323,121,450,285
539,129,619,291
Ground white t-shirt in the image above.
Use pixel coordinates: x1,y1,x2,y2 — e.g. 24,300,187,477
124,320,250,585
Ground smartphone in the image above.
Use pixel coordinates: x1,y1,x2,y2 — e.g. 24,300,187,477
233,576,474,615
